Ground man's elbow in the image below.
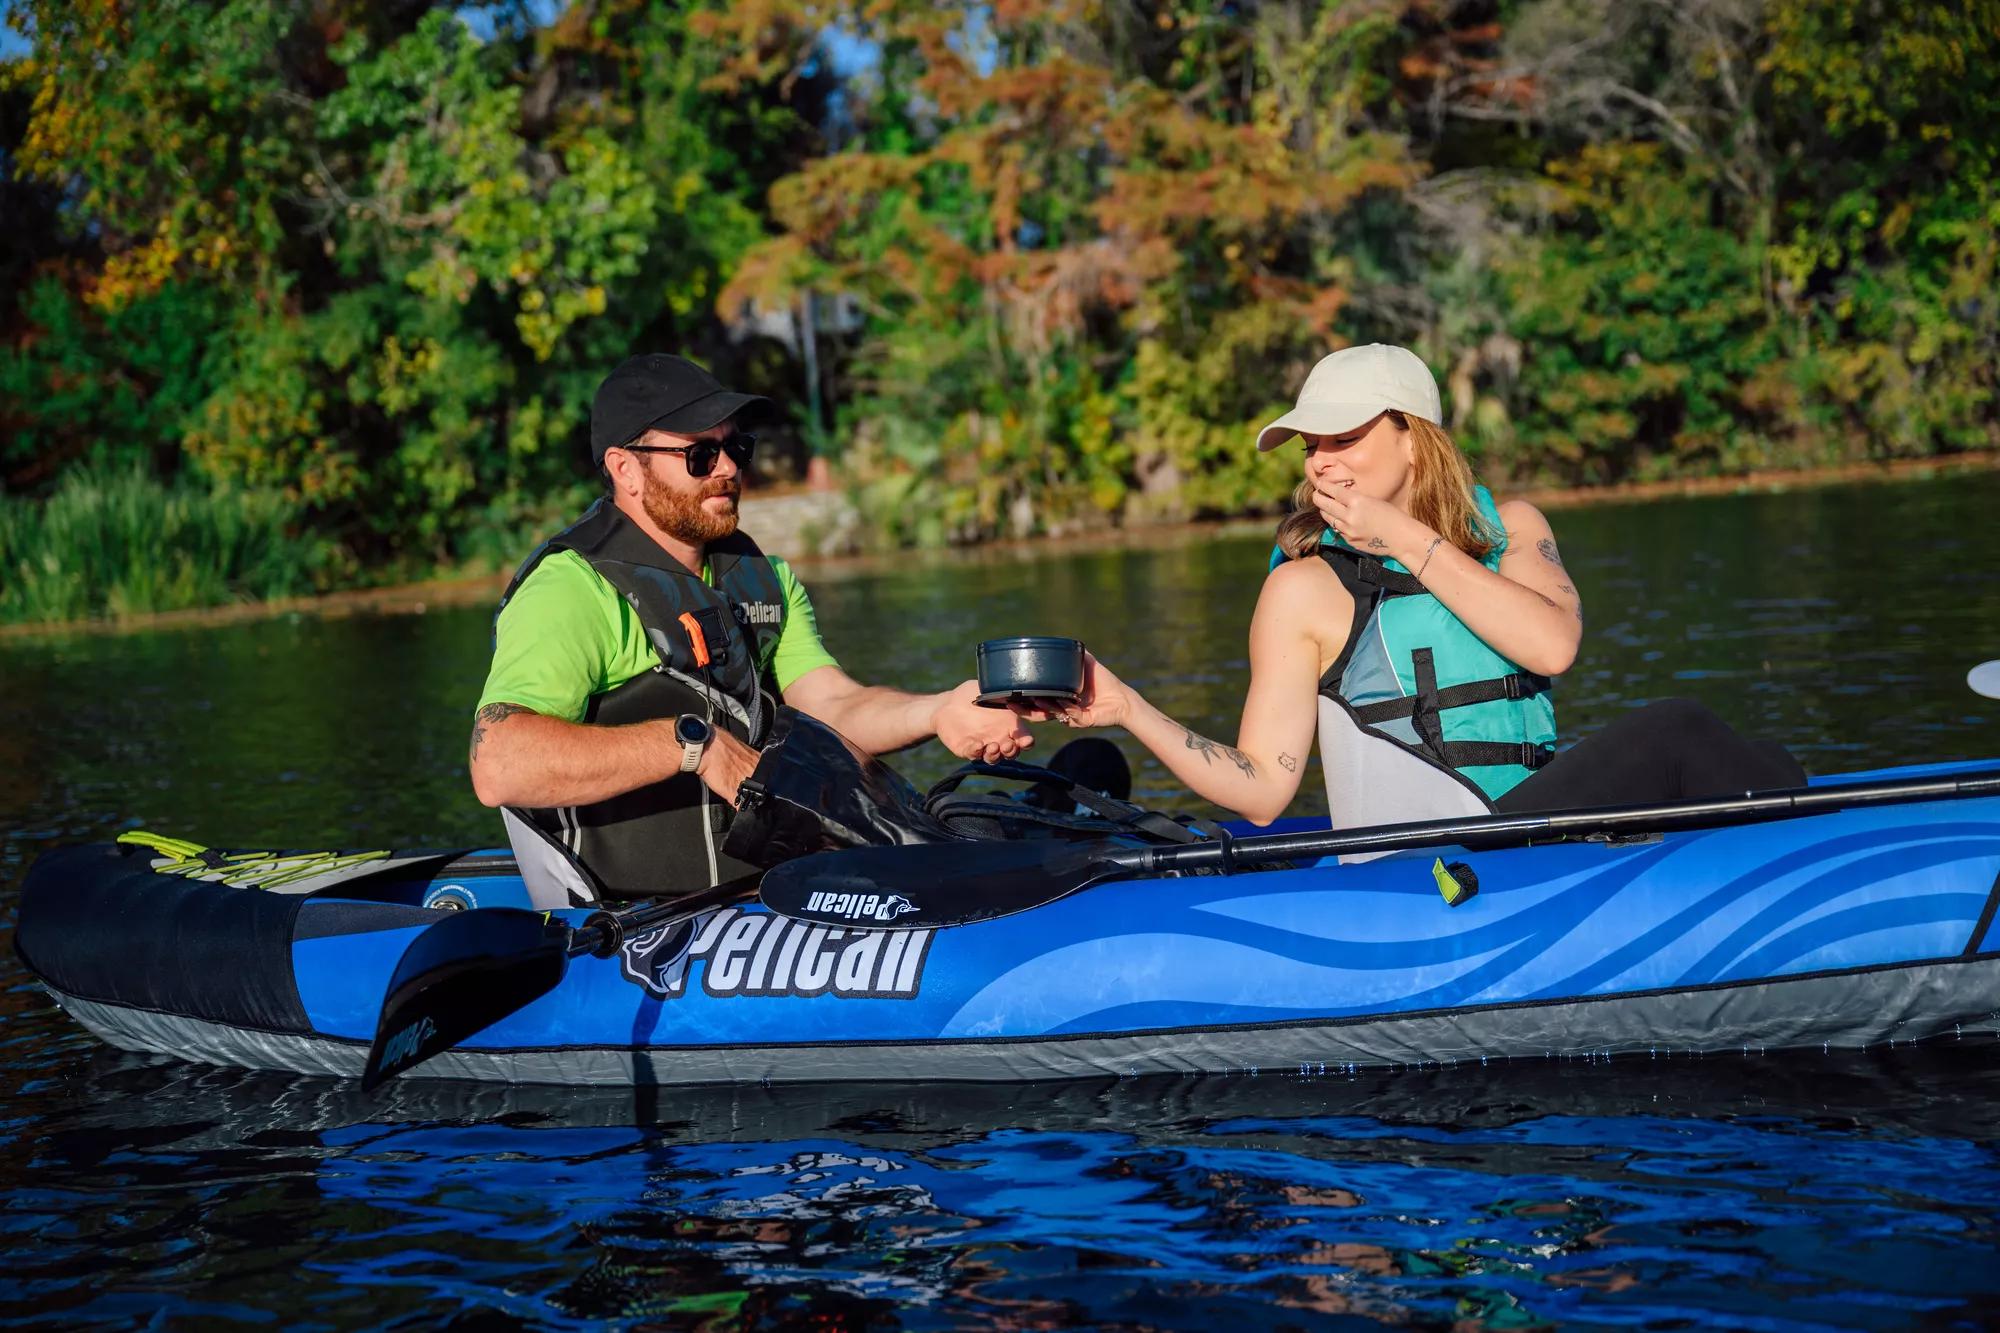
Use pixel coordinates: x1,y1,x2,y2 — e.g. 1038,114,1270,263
469,745,529,808
469,758,513,809
469,703,542,808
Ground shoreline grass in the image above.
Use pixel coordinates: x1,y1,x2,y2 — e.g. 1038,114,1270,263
0,465,328,626
1,450,1993,639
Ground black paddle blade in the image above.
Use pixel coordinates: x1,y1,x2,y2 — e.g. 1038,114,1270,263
760,838,1139,930
361,907,571,1090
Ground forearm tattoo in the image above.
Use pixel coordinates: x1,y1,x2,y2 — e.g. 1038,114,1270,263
470,701,529,762
1278,752,1298,772
1558,582,1583,622
1181,724,1257,778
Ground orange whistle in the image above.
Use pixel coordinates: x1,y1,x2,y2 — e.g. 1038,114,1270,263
677,611,711,667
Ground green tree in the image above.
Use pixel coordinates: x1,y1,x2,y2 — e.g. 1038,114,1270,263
2,0,822,590
1492,145,1777,483
1759,0,1999,457
710,0,1441,540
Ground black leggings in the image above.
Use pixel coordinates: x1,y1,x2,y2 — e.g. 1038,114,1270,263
1494,698,1807,814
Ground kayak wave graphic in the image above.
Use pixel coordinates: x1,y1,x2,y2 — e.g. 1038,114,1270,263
939,815,2000,1039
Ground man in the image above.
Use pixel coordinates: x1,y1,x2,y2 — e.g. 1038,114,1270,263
470,353,1031,907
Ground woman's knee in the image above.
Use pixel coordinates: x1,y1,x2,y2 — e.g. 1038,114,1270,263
1637,697,1734,741
1748,737,1808,786
1638,697,1802,788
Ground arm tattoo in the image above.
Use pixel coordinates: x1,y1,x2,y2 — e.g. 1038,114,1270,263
470,701,529,762
1364,537,1388,552
1278,752,1298,773
1537,537,1564,568
1557,582,1583,622
1535,592,1557,610
1181,724,1257,778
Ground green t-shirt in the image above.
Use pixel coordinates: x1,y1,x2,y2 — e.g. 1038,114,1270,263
475,548,839,721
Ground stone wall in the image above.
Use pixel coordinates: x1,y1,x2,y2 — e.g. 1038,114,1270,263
736,488,862,560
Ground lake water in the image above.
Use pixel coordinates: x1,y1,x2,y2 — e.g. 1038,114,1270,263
4,471,1999,1328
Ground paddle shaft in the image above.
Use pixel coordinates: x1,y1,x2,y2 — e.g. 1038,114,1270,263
1112,769,2000,877
572,872,763,957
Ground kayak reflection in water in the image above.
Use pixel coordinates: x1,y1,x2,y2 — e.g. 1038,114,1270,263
1023,343,1805,828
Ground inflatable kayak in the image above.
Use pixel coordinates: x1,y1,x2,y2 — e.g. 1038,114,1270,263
15,760,2000,1086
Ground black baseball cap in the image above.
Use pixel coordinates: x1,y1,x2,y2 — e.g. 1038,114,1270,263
590,354,772,464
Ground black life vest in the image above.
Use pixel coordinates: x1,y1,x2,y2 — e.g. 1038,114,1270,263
498,498,788,902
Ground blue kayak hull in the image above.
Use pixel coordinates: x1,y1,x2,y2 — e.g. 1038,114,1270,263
18,762,2000,1086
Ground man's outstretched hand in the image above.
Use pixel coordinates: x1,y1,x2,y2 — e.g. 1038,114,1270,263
934,679,1035,764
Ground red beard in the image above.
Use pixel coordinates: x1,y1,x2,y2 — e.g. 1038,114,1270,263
642,469,740,545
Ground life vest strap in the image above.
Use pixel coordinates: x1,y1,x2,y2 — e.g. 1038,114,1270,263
1432,739,1558,770
1318,544,1427,596
1348,670,1553,725
1341,650,1555,776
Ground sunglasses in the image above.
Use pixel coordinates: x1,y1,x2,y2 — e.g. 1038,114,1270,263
619,433,757,477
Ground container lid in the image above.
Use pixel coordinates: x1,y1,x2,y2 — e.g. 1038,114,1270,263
977,636,1084,655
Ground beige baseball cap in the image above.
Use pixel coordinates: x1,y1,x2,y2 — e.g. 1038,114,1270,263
1255,343,1443,451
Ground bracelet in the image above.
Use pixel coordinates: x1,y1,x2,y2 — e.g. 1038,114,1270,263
1415,535,1445,581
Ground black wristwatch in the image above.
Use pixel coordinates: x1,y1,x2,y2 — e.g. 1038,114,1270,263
674,713,713,773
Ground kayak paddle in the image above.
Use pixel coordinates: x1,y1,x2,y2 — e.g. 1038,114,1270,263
1971,661,2000,700
760,766,2000,931
362,872,761,1089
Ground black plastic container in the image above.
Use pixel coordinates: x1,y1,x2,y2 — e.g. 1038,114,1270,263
975,637,1086,708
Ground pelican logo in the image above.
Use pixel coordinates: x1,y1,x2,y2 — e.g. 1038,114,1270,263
618,919,696,997
616,907,933,999
733,600,783,627
378,1015,437,1072
803,890,919,923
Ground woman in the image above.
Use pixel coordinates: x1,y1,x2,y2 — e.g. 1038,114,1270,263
1044,343,1804,828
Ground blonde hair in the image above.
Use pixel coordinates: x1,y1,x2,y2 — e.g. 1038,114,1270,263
1273,411,1499,563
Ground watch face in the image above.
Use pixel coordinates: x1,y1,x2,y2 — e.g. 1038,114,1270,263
675,714,711,746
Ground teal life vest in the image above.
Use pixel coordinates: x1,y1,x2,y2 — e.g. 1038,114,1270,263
1275,486,1557,810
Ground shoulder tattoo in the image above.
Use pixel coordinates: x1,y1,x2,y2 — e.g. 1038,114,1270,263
1537,537,1564,568
470,701,530,762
